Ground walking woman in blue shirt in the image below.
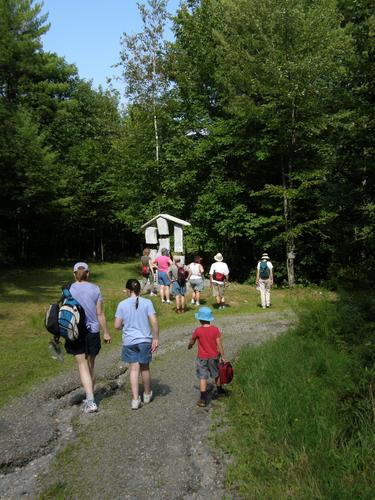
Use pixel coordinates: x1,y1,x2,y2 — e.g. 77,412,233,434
115,279,159,409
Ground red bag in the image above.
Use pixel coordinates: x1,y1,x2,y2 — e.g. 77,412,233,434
142,265,149,277
218,361,234,385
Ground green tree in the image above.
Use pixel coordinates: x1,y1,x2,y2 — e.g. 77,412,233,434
211,0,352,285
118,0,169,164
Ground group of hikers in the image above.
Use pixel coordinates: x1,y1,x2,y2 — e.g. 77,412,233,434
59,251,273,413
141,248,274,311
140,249,231,312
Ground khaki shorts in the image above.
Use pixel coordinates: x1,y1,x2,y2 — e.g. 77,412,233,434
212,282,225,298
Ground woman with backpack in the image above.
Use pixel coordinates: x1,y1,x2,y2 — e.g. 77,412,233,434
114,279,159,409
140,248,156,295
169,256,189,313
256,253,274,309
68,262,112,413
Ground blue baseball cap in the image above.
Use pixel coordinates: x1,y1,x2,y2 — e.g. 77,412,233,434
195,306,215,322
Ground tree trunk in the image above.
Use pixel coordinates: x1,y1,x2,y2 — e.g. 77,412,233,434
152,52,159,164
283,102,296,287
100,234,104,262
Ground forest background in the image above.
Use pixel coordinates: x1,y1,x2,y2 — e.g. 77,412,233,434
0,0,374,288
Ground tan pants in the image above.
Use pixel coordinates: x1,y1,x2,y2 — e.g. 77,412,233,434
259,279,271,308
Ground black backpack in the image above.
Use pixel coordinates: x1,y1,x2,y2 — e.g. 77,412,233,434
45,286,87,342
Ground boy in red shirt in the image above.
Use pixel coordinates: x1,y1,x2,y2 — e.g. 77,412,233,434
188,306,226,407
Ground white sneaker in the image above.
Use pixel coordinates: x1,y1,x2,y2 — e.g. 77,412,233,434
83,400,98,413
131,396,142,410
143,391,153,404
166,300,171,304
196,301,200,306
191,299,195,304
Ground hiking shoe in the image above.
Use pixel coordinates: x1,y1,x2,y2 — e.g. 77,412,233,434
216,386,227,398
83,400,98,413
131,396,142,410
196,399,207,407
143,391,153,404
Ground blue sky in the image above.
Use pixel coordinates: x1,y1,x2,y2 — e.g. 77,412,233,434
40,0,180,91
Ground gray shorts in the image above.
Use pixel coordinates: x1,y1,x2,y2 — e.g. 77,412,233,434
196,357,220,380
190,278,204,292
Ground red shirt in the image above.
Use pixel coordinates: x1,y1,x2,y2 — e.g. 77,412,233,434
192,325,221,359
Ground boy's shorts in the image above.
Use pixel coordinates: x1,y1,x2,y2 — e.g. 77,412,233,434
190,278,204,292
196,357,220,380
212,282,225,297
122,342,152,364
157,271,170,286
172,281,186,296
65,332,101,357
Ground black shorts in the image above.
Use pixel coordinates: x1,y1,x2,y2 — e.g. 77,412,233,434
64,332,101,357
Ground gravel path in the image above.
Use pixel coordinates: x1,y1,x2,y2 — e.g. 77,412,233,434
0,311,295,499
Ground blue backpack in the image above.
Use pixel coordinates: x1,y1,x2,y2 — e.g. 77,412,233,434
259,261,270,279
45,286,87,342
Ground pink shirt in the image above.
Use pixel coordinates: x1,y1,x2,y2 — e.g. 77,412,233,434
155,255,172,273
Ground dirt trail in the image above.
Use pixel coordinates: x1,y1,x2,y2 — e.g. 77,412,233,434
0,311,295,499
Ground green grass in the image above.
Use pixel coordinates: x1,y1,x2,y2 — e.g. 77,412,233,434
0,261,314,408
215,297,375,499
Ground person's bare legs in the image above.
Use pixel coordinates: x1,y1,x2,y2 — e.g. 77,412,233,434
75,354,94,400
140,363,151,395
181,295,185,311
159,285,165,302
195,290,200,305
199,378,207,392
87,355,96,386
164,285,170,302
175,295,182,311
129,362,140,400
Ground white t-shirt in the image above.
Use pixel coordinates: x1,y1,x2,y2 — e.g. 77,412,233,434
209,262,229,283
189,263,203,280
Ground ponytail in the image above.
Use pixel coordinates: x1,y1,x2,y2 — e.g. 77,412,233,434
125,279,141,309
74,269,89,282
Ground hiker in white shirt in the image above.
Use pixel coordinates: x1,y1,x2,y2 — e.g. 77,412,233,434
188,255,204,306
256,253,274,309
209,253,229,310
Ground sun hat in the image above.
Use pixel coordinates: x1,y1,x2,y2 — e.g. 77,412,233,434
73,262,89,272
261,253,269,260
195,306,215,322
214,253,223,262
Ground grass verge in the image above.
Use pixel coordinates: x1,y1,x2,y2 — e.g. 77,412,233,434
215,293,375,498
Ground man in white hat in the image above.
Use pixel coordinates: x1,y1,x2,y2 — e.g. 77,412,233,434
256,253,274,309
209,253,230,309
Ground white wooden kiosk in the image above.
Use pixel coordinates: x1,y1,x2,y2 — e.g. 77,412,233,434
141,214,191,263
